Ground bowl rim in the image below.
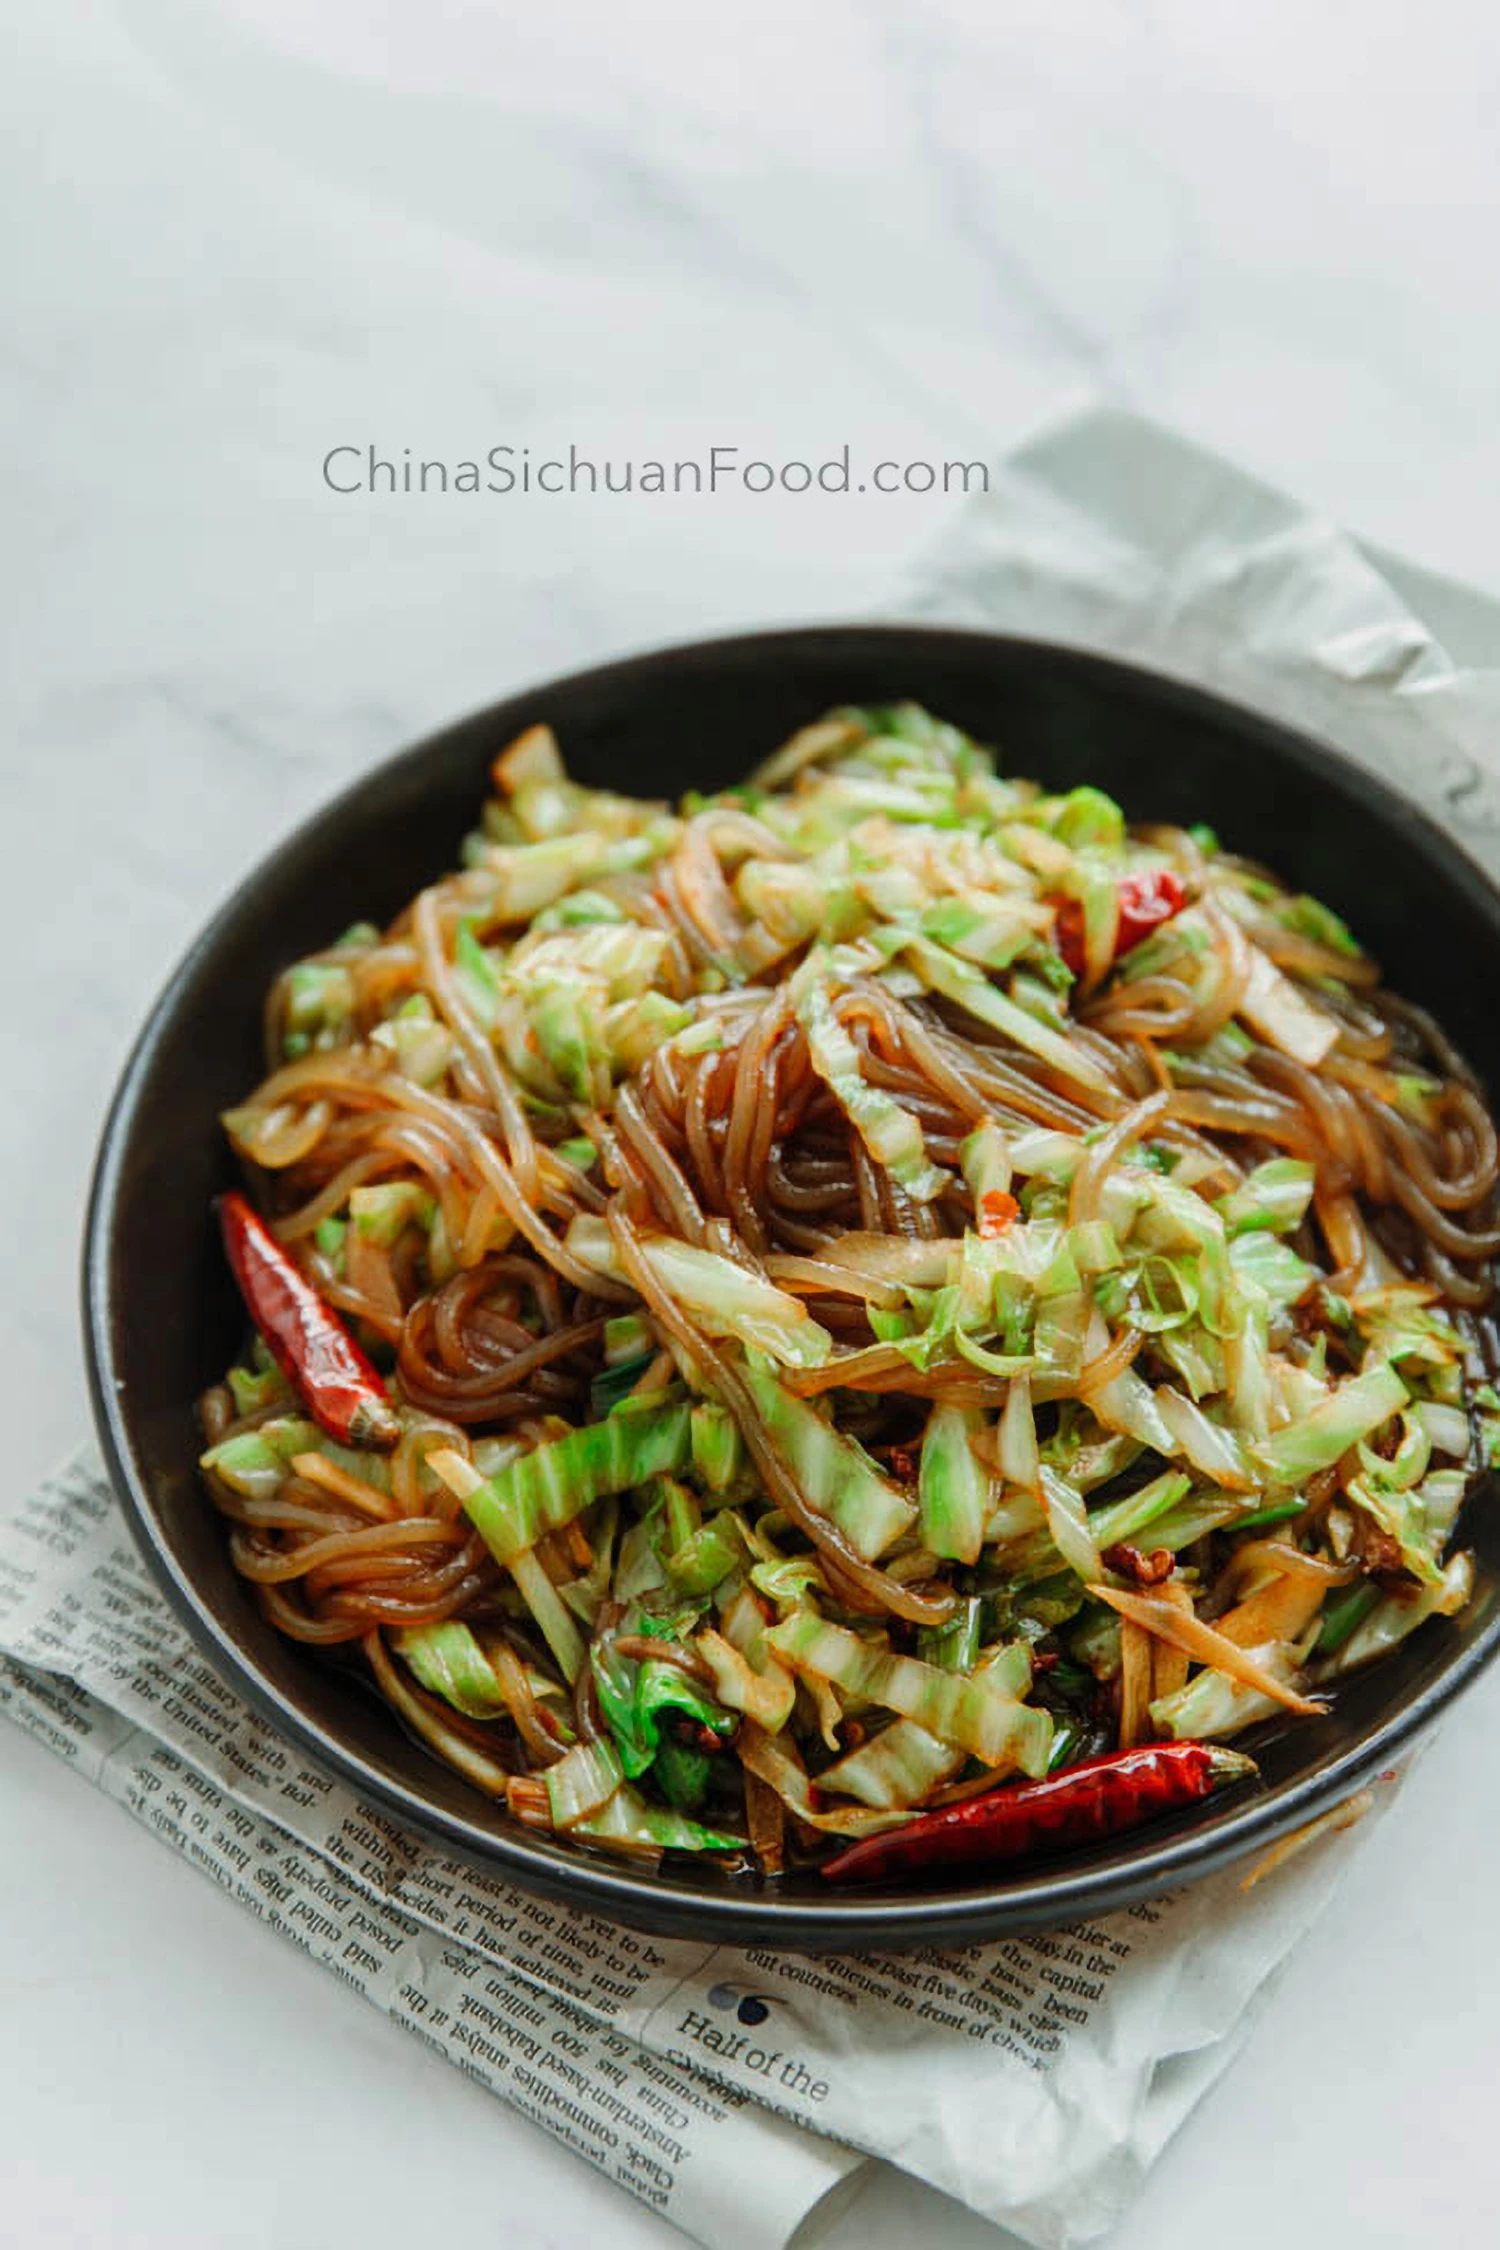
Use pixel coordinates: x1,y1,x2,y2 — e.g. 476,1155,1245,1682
82,621,1500,1950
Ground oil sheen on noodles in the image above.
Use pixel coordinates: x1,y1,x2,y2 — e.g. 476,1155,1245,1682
196,703,1498,1882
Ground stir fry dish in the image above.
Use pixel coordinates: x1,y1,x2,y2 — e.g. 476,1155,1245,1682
197,704,1499,1883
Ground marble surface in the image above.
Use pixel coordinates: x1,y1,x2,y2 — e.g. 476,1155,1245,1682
5,4,1500,2245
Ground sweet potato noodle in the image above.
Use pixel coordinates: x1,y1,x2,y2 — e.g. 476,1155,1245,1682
197,704,1498,1875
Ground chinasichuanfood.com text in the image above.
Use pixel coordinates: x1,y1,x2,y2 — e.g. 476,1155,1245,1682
320,444,991,498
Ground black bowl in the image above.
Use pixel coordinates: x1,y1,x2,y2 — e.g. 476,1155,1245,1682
84,625,1500,1950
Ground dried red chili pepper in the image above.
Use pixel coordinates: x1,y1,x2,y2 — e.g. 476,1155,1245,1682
1114,867,1187,955
217,1190,401,1451
819,1740,1256,1885
1053,868,1187,981
977,1188,1021,1238
1051,898,1087,979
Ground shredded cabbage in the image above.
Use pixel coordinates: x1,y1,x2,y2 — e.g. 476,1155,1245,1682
205,698,1494,1874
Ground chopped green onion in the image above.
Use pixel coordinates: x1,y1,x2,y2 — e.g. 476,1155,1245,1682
1315,1582,1380,1656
